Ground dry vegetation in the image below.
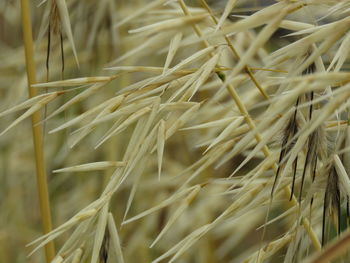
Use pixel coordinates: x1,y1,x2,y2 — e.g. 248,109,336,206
1,0,350,262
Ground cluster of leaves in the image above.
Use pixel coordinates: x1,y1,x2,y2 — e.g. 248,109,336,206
2,0,350,262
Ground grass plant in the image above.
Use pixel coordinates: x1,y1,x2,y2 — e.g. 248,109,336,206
1,0,350,262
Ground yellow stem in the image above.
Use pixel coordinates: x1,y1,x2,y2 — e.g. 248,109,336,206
198,0,269,100
179,0,321,251
20,0,55,262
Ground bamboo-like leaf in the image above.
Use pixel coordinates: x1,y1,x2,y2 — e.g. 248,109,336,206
28,208,98,256
51,255,64,263
334,154,350,197
163,32,183,74
55,219,93,260
122,186,198,225
56,0,79,67
53,161,126,173
229,7,288,78
280,19,315,32
91,204,109,263
150,185,200,248
122,157,146,221
166,71,202,103
32,77,111,88
114,0,166,28
49,95,125,134
166,46,215,77
215,0,237,31
107,213,125,263
160,101,198,112
71,248,83,263
46,82,108,120
204,116,243,154
67,97,153,148
0,93,58,136
231,110,292,177
165,103,200,140
94,106,151,149
86,0,109,49
181,1,289,47
181,117,237,130
129,14,207,34
151,224,210,263
328,32,350,72
271,16,350,66
0,92,56,118
181,52,221,101
157,119,166,180
108,33,169,65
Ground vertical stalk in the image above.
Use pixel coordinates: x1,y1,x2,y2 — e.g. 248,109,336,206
178,0,321,251
20,0,55,262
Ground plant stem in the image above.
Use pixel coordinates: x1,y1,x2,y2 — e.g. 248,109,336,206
199,0,269,100
304,226,350,263
179,0,321,250
20,0,55,262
